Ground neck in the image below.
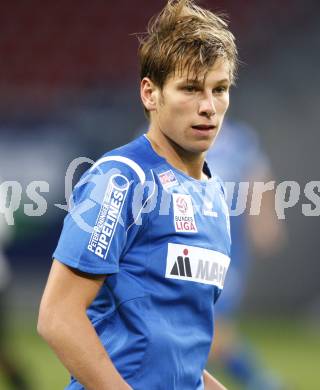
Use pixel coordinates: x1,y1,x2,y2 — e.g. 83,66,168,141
146,129,207,180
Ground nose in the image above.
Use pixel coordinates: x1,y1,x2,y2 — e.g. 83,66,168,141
198,91,216,118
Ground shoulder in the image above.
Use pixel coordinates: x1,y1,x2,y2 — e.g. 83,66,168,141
72,136,159,210
90,135,160,185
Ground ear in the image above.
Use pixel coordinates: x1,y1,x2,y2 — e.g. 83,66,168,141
140,77,159,113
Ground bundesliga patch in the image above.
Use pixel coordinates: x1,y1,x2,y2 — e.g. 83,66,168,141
172,193,197,233
158,170,178,189
165,243,230,289
87,174,129,260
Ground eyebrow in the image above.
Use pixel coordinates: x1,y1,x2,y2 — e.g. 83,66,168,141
215,78,230,84
181,78,230,85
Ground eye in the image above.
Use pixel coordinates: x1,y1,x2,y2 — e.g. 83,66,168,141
213,85,229,94
183,85,198,93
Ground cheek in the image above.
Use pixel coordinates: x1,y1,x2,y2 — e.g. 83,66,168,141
159,90,196,124
165,99,191,119
174,97,196,118
217,95,230,114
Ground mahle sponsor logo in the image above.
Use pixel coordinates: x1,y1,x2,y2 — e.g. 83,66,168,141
166,243,230,289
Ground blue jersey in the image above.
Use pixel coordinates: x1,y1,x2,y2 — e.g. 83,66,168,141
54,135,231,390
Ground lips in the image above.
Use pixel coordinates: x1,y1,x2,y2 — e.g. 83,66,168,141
192,124,215,130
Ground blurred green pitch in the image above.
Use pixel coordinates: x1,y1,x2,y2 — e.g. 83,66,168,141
1,315,319,390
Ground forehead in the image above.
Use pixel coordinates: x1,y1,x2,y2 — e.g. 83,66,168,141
168,57,231,86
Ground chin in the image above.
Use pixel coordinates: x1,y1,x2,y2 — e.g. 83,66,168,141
195,139,215,153
187,143,212,155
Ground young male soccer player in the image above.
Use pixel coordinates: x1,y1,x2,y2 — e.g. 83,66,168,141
38,1,238,389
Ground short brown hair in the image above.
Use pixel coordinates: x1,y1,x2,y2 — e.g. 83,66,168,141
139,0,238,89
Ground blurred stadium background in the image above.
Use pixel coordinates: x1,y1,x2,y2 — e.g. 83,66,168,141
0,1,319,389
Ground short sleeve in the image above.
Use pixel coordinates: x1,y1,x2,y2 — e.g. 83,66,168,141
53,161,141,274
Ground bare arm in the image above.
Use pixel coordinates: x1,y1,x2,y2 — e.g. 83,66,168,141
203,370,228,390
37,260,131,390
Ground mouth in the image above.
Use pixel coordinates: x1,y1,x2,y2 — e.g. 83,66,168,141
191,124,216,131
191,124,217,137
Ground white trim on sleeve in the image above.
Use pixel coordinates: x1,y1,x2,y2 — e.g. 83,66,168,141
89,156,146,184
